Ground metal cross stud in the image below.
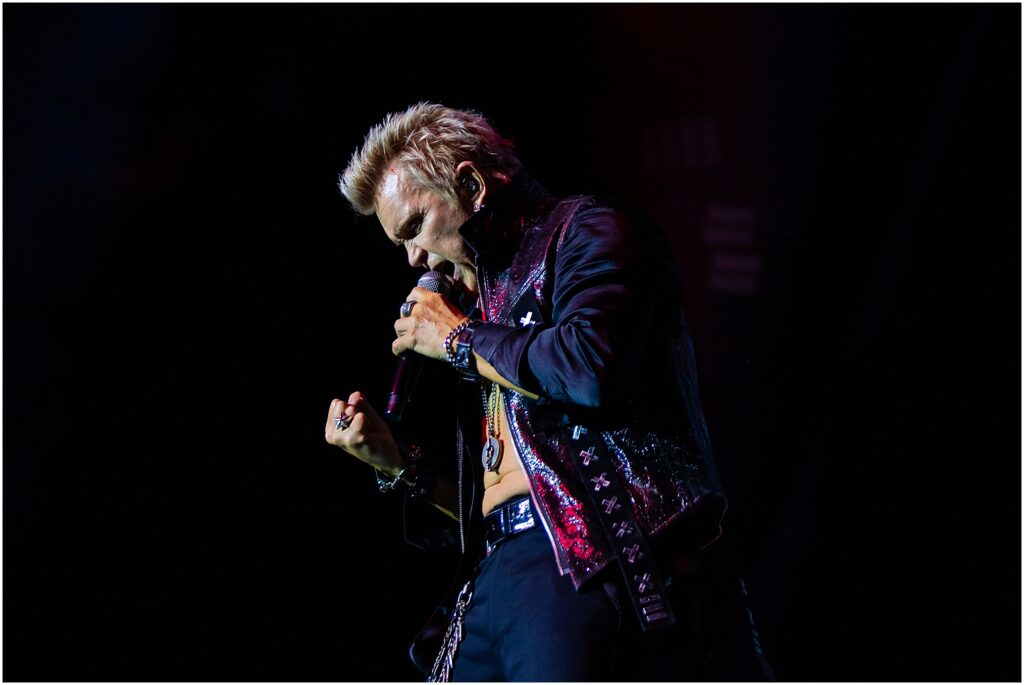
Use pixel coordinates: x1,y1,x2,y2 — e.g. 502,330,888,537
613,521,636,538
590,473,611,492
623,544,644,564
634,572,654,594
580,448,598,466
601,496,621,515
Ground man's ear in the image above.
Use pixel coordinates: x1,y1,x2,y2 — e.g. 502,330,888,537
455,161,487,210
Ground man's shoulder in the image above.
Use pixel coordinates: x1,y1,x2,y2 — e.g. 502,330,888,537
547,194,667,248
544,194,680,285
548,193,662,232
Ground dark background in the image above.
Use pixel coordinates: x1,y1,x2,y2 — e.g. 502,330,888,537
4,3,1020,681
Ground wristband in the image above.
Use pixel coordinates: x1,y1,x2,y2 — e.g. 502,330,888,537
451,320,484,380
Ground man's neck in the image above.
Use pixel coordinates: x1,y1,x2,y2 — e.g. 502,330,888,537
457,171,556,266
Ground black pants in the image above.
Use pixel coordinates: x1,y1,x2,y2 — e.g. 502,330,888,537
451,521,712,681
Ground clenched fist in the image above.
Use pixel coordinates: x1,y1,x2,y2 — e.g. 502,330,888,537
324,391,403,476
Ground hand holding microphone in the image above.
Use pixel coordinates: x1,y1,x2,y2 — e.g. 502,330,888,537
386,269,468,421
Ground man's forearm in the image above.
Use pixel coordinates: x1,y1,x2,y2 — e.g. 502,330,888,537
475,353,541,400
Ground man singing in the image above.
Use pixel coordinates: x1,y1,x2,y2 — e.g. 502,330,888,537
325,103,727,681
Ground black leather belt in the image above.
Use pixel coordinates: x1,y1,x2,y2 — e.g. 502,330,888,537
483,495,536,556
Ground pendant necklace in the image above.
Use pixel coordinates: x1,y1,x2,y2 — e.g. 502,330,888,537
481,381,503,472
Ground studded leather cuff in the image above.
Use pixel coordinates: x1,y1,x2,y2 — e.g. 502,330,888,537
452,320,484,381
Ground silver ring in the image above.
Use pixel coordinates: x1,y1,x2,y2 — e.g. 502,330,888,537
334,415,351,430
401,301,416,318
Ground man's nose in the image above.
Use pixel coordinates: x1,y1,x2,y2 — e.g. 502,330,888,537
406,243,428,268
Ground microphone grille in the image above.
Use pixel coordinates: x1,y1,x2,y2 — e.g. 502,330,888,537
417,269,453,296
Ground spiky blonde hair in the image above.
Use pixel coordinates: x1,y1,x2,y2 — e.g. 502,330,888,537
339,102,522,216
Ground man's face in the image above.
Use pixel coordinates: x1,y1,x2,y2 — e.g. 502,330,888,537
375,164,477,293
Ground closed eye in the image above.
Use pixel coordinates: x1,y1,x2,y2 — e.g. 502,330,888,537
394,218,423,246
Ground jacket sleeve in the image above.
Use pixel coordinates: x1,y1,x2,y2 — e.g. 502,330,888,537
470,205,661,408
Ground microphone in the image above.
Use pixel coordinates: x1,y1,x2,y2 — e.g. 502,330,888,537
384,269,452,422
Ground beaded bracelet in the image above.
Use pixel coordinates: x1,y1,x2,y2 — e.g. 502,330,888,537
443,320,471,366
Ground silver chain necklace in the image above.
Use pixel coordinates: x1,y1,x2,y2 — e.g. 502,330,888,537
480,381,503,472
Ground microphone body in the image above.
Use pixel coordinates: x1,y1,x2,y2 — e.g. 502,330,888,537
385,270,452,422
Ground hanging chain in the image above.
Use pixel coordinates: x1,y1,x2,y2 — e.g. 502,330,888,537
428,580,474,682
480,382,500,441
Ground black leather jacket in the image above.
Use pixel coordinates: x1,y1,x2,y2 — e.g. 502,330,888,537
406,172,726,591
